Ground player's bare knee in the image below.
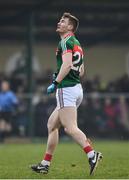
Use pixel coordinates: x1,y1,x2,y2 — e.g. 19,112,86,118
47,121,56,133
47,121,52,132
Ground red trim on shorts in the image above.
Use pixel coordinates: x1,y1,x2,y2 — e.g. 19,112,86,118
58,89,61,108
60,88,64,108
58,89,60,107
58,88,64,108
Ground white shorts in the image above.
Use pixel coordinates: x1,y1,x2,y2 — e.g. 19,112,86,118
56,84,83,109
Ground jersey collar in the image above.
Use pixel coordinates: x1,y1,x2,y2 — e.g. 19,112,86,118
63,32,75,39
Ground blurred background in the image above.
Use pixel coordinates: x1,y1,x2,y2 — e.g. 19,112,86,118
0,0,129,142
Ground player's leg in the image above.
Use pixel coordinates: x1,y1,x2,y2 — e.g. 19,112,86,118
59,107,91,148
31,108,61,174
59,107,102,175
58,84,102,175
42,107,61,162
58,85,91,148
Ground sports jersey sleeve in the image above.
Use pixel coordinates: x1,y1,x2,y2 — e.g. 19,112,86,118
61,39,73,55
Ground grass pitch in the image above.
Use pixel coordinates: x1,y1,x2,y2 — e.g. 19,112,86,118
0,140,129,179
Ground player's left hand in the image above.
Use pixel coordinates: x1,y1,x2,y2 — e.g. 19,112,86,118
47,81,58,94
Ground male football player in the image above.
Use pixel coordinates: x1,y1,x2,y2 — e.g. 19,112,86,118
31,12,102,175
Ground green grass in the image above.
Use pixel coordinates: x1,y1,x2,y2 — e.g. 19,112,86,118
0,140,129,179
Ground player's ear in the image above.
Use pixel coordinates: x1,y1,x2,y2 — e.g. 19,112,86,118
68,24,73,31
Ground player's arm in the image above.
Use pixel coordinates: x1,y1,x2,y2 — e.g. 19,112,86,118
47,52,72,94
55,52,72,83
47,40,73,94
79,63,85,77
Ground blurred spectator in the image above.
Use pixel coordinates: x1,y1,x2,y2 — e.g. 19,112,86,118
106,81,116,93
16,86,28,137
103,97,117,136
0,80,19,142
78,98,95,136
91,96,106,137
0,70,129,139
92,75,101,92
116,74,129,92
34,95,56,137
119,96,129,130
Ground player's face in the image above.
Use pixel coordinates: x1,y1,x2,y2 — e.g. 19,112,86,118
56,17,72,33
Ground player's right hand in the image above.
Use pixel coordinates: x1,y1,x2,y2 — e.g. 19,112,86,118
47,80,58,94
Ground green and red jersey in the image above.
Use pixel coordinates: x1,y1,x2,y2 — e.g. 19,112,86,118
56,33,84,88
